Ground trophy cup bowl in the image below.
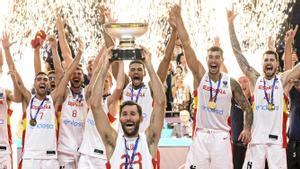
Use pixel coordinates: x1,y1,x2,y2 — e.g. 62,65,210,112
104,23,148,60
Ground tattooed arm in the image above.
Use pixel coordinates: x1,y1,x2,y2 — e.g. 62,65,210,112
231,78,253,143
227,9,260,92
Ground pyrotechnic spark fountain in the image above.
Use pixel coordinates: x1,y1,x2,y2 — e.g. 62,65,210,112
2,0,294,71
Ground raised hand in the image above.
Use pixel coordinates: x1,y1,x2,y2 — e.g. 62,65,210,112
48,35,58,49
267,36,275,51
76,37,84,54
1,32,15,49
213,36,221,47
140,46,152,65
96,5,116,24
285,25,298,43
168,5,182,29
56,15,65,31
227,6,237,23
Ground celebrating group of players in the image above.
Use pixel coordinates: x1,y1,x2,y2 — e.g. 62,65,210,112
0,4,300,169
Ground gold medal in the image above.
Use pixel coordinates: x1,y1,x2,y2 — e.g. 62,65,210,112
267,103,275,111
29,119,37,126
208,101,217,110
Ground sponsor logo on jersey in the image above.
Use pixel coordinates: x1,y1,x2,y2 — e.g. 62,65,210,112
63,119,84,127
201,105,224,115
255,105,279,111
30,123,54,129
87,118,95,126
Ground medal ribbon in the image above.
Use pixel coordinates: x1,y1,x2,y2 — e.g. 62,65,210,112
30,96,47,123
130,84,144,103
263,77,277,105
124,136,140,169
209,74,222,102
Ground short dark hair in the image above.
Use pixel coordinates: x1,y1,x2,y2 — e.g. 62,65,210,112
263,50,279,61
176,53,184,65
129,60,145,69
35,72,48,80
207,46,224,56
119,101,142,116
47,70,55,76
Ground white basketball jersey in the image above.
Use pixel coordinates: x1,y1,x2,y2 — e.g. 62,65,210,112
0,88,10,154
78,98,109,159
122,83,153,132
251,76,285,144
23,95,57,159
196,73,232,131
58,87,88,155
107,133,156,169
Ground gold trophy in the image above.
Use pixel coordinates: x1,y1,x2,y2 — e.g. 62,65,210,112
104,23,148,60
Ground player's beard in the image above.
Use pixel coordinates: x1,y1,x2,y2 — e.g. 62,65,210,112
121,121,140,137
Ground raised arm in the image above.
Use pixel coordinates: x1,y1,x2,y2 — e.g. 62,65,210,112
51,38,83,106
281,61,300,88
157,28,177,83
0,47,3,73
33,45,42,75
85,47,107,102
142,47,166,157
97,5,115,48
2,32,16,71
267,36,276,51
169,5,206,87
107,61,125,116
48,36,64,85
283,25,298,71
231,78,252,144
1,32,27,103
56,16,73,68
90,48,117,159
227,8,260,90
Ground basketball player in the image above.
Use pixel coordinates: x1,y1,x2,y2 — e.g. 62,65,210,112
5,35,83,169
78,57,125,168
228,8,300,169
101,6,177,133
0,34,23,169
90,46,165,168
169,5,253,169
53,36,88,168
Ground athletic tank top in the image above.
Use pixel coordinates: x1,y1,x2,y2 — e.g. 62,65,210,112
251,76,286,145
0,88,11,154
196,73,232,131
122,83,153,132
78,98,109,159
23,95,57,159
58,87,88,155
106,133,158,169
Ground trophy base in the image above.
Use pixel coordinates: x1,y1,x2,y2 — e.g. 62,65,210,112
111,48,142,61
